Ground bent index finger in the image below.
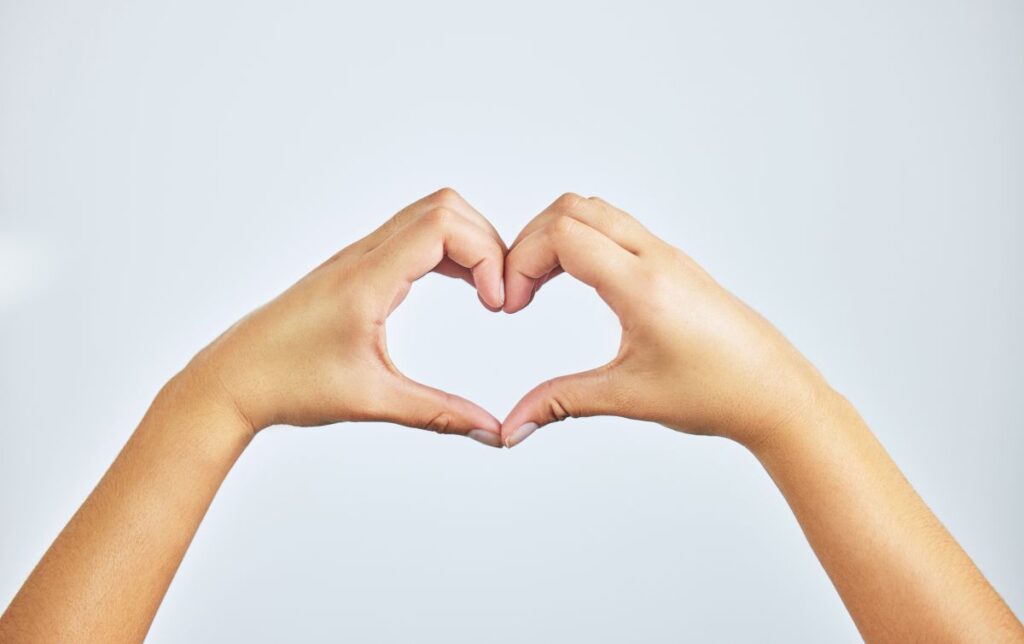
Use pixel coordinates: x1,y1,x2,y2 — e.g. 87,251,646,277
429,187,506,252
366,207,506,311
510,193,655,254
503,215,639,314
354,187,505,256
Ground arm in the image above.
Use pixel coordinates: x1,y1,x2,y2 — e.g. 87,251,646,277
499,193,1024,642
0,371,250,643
759,390,1019,642
0,188,506,643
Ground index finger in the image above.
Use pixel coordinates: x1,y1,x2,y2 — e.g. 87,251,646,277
503,215,640,314
354,187,506,256
510,193,655,254
366,206,507,312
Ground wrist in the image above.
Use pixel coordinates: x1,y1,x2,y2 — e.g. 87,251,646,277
742,382,860,462
155,362,257,452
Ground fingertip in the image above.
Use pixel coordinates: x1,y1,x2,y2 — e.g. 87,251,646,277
487,278,505,309
500,402,539,447
504,422,539,448
467,429,504,448
502,274,535,313
478,292,502,312
469,408,502,435
470,260,505,310
500,282,518,313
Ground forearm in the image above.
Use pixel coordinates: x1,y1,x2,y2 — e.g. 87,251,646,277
493,195,1022,638
1,189,507,641
752,388,1023,642
0,366,252,643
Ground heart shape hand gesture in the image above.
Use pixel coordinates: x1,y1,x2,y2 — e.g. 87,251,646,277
192,188,828,452
14,190,1019,644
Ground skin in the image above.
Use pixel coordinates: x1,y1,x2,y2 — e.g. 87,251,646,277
0,189,507,642
500,193,1024,642
1,188,1021,642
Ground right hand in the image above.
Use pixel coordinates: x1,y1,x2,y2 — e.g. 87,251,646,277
184,188,507,447
500,193,834,450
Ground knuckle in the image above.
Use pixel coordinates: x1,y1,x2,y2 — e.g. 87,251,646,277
587,195,624,221
588,195,634,226
430,186,461,207
421,206,454,229
548,397,571,422
542,379,575,422
425,410,454,434
552,192,584,213
548,214,578,239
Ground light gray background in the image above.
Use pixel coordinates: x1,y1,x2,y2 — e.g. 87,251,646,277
1,1,1022,641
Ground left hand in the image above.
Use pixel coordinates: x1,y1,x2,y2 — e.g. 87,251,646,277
499,193,828,450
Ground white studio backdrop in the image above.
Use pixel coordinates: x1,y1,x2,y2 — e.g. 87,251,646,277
1,1,1022,642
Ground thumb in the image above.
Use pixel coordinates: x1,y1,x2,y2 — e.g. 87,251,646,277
501,366,618,448
382,376,503,448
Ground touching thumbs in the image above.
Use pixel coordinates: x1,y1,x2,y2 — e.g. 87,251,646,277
501,366,618,447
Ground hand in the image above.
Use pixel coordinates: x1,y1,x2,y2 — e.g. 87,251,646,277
187,188,507,447
500,193,831,449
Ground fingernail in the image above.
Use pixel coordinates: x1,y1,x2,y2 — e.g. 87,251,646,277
505,422,539,448
468,429,503,448
497,280,505,306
